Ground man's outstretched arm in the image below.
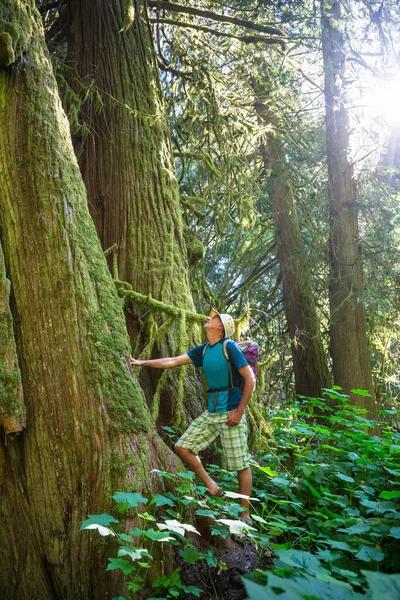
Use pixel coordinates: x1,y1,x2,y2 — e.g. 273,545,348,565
130,354,193,369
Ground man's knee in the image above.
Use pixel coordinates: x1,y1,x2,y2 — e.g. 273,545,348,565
174,445,190,458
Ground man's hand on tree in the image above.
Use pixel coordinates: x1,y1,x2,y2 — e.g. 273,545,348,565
130,356,143,367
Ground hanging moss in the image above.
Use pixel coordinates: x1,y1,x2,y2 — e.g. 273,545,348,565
183,227,205,267
117,284,208,325
151,369,169,421
234,304,250,340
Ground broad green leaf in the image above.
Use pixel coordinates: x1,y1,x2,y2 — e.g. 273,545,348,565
325,539,357,552
217,519,257,534
106,558,134,575
355,545,384,562
119,533,134,542
180,584,203,597
151,469,175,479
195,509,217,518
143,528,175,542
321,444,344,453
350,389,372,397
243,579,280,600
256,465,279,477
179,547,205,564
128,527,143,538
127,582,143,593
335,473,355,483
112,492,148,508
157,519,200,536
258,572,360,599
205,549,218,567
275,549,327,575
389,527,400,538
118,546,152,561
251,514,268,524
150,494,175,507
302,479,322,498
177,471,195,480
384,466,400,476
338,523,371,535
80,513,119,535
323,388,349,399
137,512,156,521
379,490,400,500
316,549,341,562
362,570,400,598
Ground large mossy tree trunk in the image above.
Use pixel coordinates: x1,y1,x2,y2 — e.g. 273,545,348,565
321,0,377,419
64,0,203,427
0,3,176,598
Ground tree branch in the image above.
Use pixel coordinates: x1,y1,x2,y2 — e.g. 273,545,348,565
150,17,285,47
147,0,284,37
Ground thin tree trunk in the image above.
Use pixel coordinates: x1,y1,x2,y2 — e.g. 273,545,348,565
251,80,330,398
0,3,175,597
65,0,203,426
267,138,331,397
321,0,377,419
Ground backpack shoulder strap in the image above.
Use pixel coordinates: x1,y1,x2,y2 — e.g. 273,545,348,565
223,339,235,388
222,339,230,360
202,342,209,357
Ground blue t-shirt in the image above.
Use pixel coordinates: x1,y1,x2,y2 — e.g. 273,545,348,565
187,339,248,413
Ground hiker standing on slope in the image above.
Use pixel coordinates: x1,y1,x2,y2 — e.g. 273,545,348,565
130,308,255,521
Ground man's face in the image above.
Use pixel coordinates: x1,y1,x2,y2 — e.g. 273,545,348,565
204,310,224,334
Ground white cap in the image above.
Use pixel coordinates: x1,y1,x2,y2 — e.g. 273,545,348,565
210,308,235,337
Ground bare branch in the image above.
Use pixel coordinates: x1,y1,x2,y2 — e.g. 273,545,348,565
150,17,285,47
147,0,284,37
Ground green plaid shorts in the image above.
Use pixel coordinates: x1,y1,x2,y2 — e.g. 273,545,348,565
176,410,250,471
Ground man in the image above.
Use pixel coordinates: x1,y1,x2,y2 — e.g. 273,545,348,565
130,309,255,521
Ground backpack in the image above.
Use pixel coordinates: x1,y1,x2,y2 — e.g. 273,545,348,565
202,339,259,390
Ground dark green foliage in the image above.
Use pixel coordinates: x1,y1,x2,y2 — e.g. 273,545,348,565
83,389,400,598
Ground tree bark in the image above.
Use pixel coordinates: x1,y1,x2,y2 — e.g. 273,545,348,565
0,241,25,434
65,0,203,426
251,79,331,398
321,0,377,418
0,3,176,598
266,137,331,397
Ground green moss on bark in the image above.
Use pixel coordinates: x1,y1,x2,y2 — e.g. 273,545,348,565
0,242,25,433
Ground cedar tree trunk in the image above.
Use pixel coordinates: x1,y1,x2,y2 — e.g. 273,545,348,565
0,3,176,598
251,78,330,397
321,0,377,419
267,137,331,397
64,0,202,426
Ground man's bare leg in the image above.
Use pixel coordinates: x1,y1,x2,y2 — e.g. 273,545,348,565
238,466,252,521
174,446,221,495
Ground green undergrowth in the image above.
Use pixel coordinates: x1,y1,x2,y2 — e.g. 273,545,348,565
82,389,400,599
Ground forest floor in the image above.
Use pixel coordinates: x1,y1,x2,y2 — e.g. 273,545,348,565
178,537,276,599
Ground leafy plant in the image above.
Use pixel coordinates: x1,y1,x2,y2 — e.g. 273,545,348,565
82,390,400,598
243,570,400,600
